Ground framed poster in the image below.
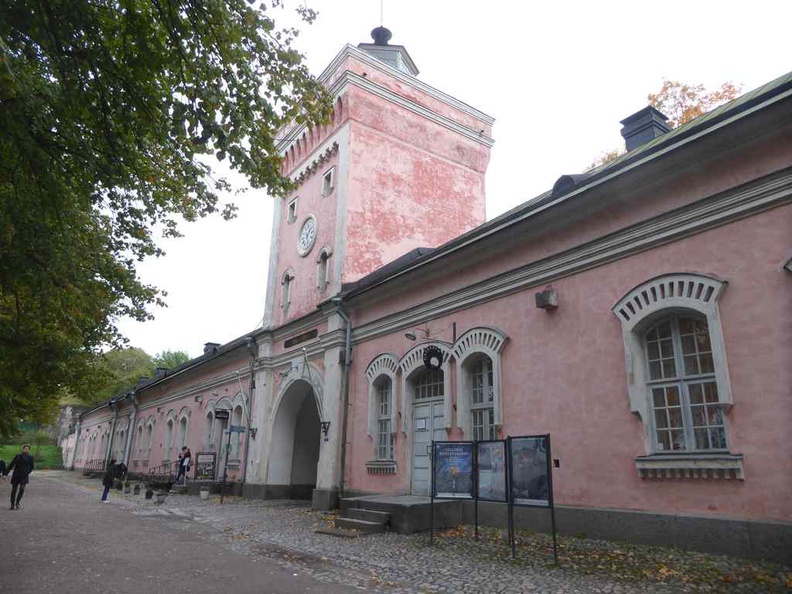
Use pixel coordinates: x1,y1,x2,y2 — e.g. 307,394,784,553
433,441,474,499
509,435,551,507
476,440,507,502
194,452,216,481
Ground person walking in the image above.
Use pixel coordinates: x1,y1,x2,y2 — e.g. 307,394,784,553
6,444,35,510
176,447,191,486
101,458,117,502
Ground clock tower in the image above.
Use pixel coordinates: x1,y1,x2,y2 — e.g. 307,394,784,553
263,27,494,328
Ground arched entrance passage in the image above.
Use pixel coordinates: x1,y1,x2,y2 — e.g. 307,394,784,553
267,379,321,499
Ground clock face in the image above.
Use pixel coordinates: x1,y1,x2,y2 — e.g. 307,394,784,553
297,216,317,256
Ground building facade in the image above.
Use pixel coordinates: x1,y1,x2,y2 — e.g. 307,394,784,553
68,31,792,562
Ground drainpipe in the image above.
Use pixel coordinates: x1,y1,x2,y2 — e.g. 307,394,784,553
123,391,138,468
332,298,352,500
241,336,257,486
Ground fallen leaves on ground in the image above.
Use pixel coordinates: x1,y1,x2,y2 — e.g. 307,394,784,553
430,525,791,593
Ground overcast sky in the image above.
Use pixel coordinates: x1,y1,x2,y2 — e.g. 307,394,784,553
116,0,792,358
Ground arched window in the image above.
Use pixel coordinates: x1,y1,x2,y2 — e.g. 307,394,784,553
145,421,154,462
451,327,507,438
231,405,244,458
470,355,495,441
375,376,394,460
644,316,726,452
178,416,188,448
136,425,144,460
613,274,741,479
164,418,175,461
204,412,214,450
316,248,332,291
281,269,294,315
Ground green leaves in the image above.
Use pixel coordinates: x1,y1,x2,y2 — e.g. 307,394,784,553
0,0,331,436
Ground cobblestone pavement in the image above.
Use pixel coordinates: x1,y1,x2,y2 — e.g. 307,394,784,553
34,471,790,594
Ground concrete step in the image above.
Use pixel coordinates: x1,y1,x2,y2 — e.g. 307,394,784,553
335,518,387,534
170,485,188,495
346,508,391,524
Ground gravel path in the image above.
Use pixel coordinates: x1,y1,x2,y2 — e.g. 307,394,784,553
35,471,790,594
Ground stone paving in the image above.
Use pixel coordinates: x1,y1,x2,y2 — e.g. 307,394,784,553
40,471,790,594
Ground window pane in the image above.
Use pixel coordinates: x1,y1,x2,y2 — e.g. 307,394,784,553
691,406,706,426
666,386,680,407
649,361,662,380
662,359,677,378
670,430,686,451
668,408,683,428
688,383,703,404
694,428,710,449
678,317,693,334
659,338,674,359
647,341,660,360
656,430,671,452
657,321,672,338
709,427,727,449
703,382,719,403
699,354,715,374
652,389,666,407
654,410,668,429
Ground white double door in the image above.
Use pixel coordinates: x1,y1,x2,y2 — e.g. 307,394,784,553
411,399,446,496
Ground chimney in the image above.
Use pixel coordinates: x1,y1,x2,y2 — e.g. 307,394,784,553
203,342,220,354
620,106,671,151
154,367,168,378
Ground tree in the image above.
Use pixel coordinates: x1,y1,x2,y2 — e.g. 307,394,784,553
0,1,332,437
586,79,743,171
152,350,190,370
93,347,154,404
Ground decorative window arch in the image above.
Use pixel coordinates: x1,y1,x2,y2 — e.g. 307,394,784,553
136,423,144,460
365,354,399,461
164,410,177,460
399,343,452,434
177,406,191,449
612,273,742,479
144,415,156,462
451,327,508,437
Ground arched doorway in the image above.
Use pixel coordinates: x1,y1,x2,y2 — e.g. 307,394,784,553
267,379,321,499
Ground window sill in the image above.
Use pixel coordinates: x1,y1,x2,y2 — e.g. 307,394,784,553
635,453,744,480
366,460,397,475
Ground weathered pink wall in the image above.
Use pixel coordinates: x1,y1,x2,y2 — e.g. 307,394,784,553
343,199,792,523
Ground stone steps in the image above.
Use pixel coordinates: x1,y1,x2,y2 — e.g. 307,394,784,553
335,517,387,534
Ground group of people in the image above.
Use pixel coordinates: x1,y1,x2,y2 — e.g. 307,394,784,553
0,444,35,510
1,443,193,508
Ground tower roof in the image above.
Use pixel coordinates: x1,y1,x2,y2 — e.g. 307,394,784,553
357,26,419,76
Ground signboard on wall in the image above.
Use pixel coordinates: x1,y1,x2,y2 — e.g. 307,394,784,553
433,441,474,499
195,452,216,481
508,435,551,507
477,440,507,502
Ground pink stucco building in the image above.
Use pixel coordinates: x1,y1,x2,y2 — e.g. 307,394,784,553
68,28,792,562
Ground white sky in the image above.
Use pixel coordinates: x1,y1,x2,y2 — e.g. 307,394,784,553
116,0,792,358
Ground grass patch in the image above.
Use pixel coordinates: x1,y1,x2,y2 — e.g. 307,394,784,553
0,445,63,469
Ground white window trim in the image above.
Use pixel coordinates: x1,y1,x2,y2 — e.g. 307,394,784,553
451,327,507,437
398,343,452,434
612,273,741,477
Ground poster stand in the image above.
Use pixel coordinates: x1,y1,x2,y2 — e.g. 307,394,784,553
507,433,557,564
430,441,475,546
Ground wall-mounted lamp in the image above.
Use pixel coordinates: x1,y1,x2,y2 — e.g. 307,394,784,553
249,427,258,439
535,288,558,311
320,421,331,441
404,331,417,341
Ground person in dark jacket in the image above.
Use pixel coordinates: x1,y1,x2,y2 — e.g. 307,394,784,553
6,444,35,510
0,459,6,480
101,458,117,502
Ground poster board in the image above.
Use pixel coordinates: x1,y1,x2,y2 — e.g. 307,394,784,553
476,440,507,502
194,452,216,481
432,441,474,499
508,435,551,507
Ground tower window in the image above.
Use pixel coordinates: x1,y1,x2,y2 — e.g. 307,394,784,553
322,168,335,197
287,198,298,223
316,248,332,291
